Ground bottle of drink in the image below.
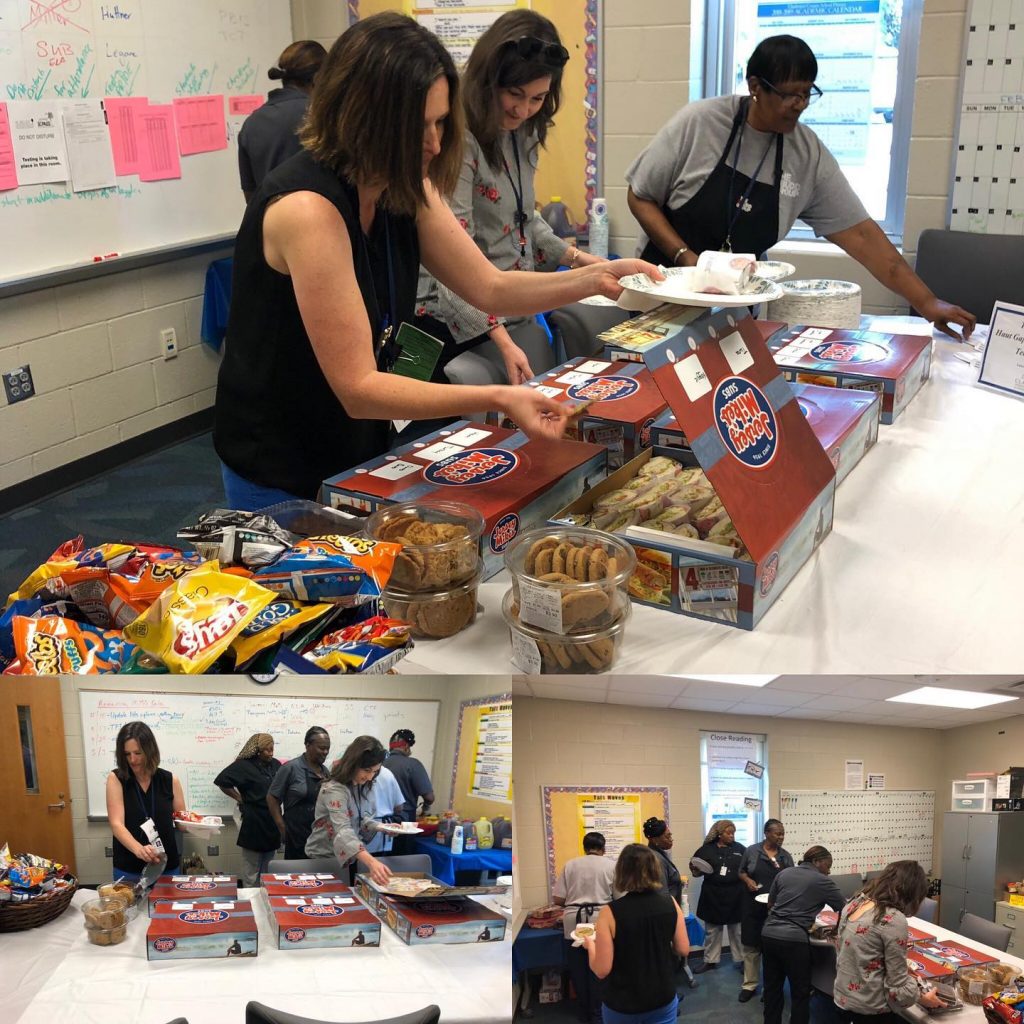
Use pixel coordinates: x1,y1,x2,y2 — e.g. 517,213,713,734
589,196,609,259
464,820,478,851
540,196,574,239
451,823,464,856
474,816,494,850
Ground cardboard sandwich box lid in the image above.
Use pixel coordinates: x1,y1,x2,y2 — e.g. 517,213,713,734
640,310,836,563
912,940,999,968
148,899,256,937
261,873,350,896
766,325,931,381
268,893,378,928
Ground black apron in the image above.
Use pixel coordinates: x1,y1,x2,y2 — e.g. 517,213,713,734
284,762,325,860
640,99,784,263
694,841,746,925
741,845,794,948
651,845,683,905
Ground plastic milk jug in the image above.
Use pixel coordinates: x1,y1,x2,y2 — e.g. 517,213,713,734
474,817,494,850
451,823,465,856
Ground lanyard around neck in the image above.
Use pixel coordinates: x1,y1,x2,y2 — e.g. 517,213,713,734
725,107,778,252
358,210,398,367
501,132,528,259
135,776,155,821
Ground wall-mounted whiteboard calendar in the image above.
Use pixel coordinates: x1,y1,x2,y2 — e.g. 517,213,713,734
778,789,935,874
949,0,1024,235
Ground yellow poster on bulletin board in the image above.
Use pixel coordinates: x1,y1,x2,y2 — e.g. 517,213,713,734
542,785,669,894
350,0,596,231
468,700,512,803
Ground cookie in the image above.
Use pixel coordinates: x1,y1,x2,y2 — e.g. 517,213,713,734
414,590,476,638
378,514,419,541
547,641,574,671
588,547,609,581
552,542,573,576
575,640,607,671
526,536,559,575
539,572,575,584
534,546,555,577
562,588,610,630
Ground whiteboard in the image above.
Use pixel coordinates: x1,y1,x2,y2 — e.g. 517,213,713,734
0,0,293,284
79,689,440,818
778,789,935,874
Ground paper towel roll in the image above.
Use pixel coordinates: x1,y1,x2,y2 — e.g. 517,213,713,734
694,251,756,294
765,279,862,328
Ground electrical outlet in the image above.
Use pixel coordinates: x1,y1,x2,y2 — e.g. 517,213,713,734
161,327,178,359
105,846,113,858
207,844,219,856
3,365,35,403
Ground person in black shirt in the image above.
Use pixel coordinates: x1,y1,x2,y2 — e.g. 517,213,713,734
105,721,184,882
214,12,661,510
214,732,283,886
238,40,327,202
582,843,690,1024
267,727,331,859
690,819,747,973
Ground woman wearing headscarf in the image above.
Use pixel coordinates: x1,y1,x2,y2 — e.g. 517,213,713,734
267,726,330,858
214,733,282,886
737,818,795,1002
690,819,746,973
238,40,327,202
304,735,394,885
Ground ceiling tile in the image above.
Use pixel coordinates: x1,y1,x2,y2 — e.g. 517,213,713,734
526,684,608,702
798,694,876,712
668,697,749,712
605,691,677,707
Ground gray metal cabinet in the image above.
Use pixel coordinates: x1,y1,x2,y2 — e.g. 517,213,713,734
940,812,1024,931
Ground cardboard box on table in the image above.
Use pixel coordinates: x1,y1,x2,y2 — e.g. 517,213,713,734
147,875,238,916
260,872,349,906
378,894,507,945
147,899,258,960
597,302,710,364
554,310,837,630
267,892,381,949
492,357,668,470
651,382,880,487
765,325,932,425
322,421,606,580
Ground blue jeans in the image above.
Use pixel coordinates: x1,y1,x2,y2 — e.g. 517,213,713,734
602,997,678,1024
220,461,304,511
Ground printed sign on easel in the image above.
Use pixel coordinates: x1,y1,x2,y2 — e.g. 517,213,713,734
978,301,1024,400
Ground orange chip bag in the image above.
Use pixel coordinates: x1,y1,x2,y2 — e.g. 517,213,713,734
123,562,275,674
7,543,135,606
11,615,135,674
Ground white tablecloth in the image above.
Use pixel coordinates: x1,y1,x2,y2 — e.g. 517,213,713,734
397,322,1024,675
5,889,511,1024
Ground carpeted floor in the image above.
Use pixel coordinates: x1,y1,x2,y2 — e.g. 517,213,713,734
522,951,842,1023
1,433,223,599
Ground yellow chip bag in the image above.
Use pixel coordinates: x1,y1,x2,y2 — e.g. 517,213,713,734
123,562,275,673
7,542,135,606
230,598,333,667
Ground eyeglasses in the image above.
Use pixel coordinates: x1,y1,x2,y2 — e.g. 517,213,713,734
758,78,823,107
508,36,570,68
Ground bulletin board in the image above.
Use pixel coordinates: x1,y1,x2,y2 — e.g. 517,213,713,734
0,0,293,286
778,789,935,874
351,0,597,231
949,0,1024,235
542,785,669,894
79,689,439,819
449,693,512,818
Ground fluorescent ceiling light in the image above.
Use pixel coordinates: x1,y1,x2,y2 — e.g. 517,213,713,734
679,675,779,688
887,686,1018,710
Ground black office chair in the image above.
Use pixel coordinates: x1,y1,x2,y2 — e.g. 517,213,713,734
266,858,341,874
913,228,1024,323
245,1002,441,1024
959,912,1012,951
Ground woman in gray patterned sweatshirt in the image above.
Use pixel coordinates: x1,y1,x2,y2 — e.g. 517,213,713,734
834,860,944,1021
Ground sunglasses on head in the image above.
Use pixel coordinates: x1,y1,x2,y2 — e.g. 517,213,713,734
507,36,569,68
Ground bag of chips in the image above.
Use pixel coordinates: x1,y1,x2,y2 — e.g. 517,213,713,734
230,598,334,668
7,541,135,606
303,616,413,674
8,615,136,674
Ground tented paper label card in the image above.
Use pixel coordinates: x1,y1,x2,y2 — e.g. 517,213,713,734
978,301,1024,399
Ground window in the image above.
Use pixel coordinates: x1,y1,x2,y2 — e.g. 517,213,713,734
702,0,924,241
699,730,767,848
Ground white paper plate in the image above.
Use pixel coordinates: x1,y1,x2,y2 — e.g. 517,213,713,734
617,266,784,310
174,820,223,836
570,925,597,946
689,856,714,874
496,875,513,887
755,892,770,904
754,260,796,281
376,823,424,836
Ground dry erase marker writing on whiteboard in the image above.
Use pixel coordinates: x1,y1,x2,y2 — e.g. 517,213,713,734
91,253,120,262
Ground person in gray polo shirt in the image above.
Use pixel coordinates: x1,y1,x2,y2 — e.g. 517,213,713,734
383,729,434,855
761,845,845,1024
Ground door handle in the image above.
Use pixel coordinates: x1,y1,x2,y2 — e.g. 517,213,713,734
962,845,968,860
966,845,973,859
47,800,66,810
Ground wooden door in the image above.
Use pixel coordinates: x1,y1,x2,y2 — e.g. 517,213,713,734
0,678,76,873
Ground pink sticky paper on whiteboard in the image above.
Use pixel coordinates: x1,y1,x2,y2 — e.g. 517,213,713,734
138,104,181,181
173,95,228,155
229,95,264,116
103,97,149,176
0,103,18,190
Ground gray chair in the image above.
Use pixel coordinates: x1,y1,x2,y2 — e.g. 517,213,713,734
864,870,884,881
913,228,1024,323
831,874,865,899
245,1003,440,1024
548,302,631,360
958,912,1012,951
267,857,341,874
916,897,937,923
376,853,432,875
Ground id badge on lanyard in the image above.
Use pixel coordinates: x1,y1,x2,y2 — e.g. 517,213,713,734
140,817,166,855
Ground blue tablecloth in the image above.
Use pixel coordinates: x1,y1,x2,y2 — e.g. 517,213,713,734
201,256,233,351
413,837,512,885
